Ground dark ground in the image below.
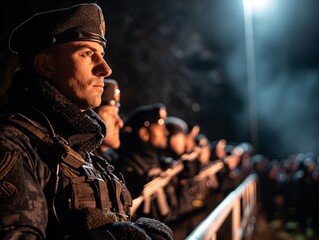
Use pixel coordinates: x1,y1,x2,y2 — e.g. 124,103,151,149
252,206,319,240
168,202,319,240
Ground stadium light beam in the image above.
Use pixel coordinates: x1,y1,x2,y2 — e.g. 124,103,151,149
243,0,260,150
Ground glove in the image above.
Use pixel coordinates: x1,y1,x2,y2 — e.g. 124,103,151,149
86,221,151,240
135,217,174,240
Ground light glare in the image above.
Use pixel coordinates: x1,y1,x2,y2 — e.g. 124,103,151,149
244,0,269,12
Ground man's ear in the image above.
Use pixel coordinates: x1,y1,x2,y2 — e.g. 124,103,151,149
138,127,150,142
33,53,54,78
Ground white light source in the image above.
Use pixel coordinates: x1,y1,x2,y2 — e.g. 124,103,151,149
243,0,270,12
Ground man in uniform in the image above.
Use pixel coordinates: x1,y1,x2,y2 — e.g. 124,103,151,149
164,117,203,217
0,3,173,240
165,116,189,160
116,103,169,198
93,79,123,165
116,104,181,222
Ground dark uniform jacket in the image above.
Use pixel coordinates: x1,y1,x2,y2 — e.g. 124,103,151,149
0,69,173,240
116,146,162,199
115,140,180,223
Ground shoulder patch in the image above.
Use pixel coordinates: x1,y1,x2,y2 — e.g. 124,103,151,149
0,151,20,207
0,151,20,180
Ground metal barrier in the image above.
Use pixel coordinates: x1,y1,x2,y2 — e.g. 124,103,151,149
185,174,258,240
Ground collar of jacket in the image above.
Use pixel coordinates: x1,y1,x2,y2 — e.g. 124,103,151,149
6,68,107,154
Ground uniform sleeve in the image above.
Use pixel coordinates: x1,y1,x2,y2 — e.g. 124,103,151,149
0,124,50,239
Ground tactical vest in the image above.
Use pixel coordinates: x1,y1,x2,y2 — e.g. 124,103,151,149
5,112,132,237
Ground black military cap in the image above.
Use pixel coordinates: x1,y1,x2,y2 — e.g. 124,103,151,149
100,79,121,107
165,116,188,137
9,3,106,58
124,103,167,132
195,133,209,147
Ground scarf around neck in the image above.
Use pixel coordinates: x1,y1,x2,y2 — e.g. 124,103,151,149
6,68,107,154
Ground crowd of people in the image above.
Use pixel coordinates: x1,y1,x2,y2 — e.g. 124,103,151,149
253,152,319,236
1,2,318,240
92,78,254,225
91,78,319,238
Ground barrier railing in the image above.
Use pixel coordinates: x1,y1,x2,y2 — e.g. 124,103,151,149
185,173,258,240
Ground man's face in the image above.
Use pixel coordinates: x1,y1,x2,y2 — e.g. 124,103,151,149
98,105,123,149
216,139,227,159
148,123,168,149
45,41,112,110
169,133,187,156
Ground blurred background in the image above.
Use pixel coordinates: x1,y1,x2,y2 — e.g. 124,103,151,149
1,0,319,160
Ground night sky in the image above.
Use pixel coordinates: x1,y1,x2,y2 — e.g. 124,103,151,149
213,0,319,159
1,0,319,160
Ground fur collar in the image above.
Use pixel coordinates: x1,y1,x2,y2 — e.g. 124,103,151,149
7,68,107,153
